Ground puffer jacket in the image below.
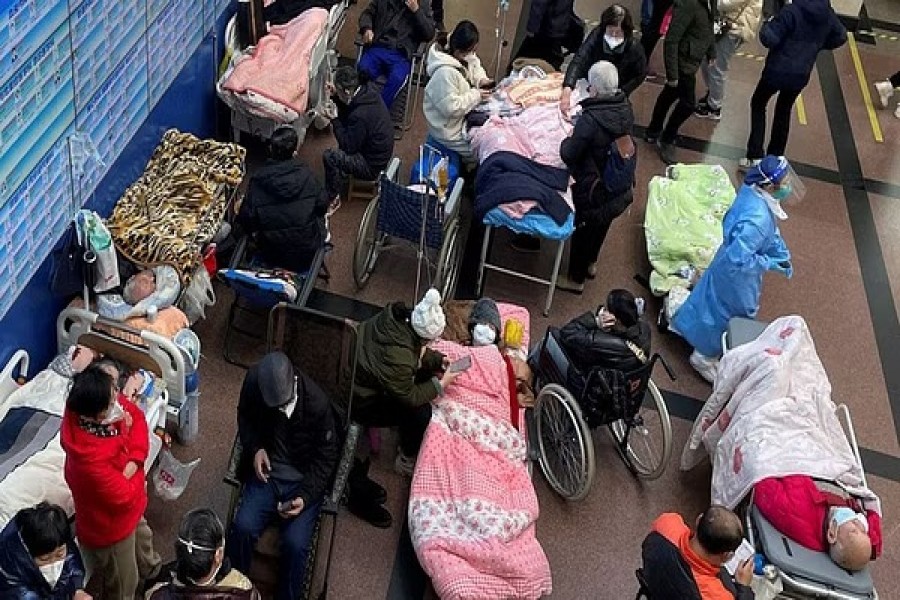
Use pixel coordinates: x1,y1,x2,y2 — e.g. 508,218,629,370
664,0,717,80
359,0,435,59
563,29,647,95
353,303,445,412
558,311,652,374
423,45,488,152
146,561,260,600
333,83,394,173
0,519,85,599
758,0,846,90
718,0,762,42
526,0,576,40
559,92,635,217
237,365,340,507
237,159,328,273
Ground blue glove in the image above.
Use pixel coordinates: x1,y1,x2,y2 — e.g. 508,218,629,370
768,259,793,278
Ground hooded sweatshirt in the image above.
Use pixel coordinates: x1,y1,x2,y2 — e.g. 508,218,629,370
758,0,846,90
423,45,489,156
237,159,328,273
60,396,148,548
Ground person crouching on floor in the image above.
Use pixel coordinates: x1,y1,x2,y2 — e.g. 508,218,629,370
0,502,90,599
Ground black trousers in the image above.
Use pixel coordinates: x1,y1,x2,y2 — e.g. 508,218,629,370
512,34,566,71
351,385,433,458
433,0,444,25
323,148,376,200
890,70,900,88
647,72,697,144
640,0,674,61
568,190,632,283
746,78,802,159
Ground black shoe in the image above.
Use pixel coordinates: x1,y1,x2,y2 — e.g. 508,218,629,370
695,102,721,120
657,141,678,165
348,494,393,528
349,459,388,505
510,233,541,253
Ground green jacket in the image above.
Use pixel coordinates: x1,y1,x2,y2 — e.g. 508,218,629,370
354,303,445,412
664,0,717,81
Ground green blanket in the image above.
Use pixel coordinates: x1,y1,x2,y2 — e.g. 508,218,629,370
644,164,736,296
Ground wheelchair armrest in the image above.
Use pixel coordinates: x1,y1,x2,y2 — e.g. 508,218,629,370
228,235,249,270
384,157,401,183
413,40,429,59
223,434,244,489
323,422,361,515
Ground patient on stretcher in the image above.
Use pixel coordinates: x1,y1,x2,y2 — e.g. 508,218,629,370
754,475,882,571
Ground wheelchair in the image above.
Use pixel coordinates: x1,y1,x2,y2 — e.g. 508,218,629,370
354,39,429,138
223,304,362,600
529,328,676,501
352,156,463,301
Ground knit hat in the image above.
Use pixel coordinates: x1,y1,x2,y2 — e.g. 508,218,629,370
256,351,295,408
468,297,501,335
588,61,619,97
411,288,446,340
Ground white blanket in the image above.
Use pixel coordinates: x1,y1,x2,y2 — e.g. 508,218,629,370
680,316,875,510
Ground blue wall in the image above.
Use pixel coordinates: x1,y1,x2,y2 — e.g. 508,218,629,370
0,14,230,373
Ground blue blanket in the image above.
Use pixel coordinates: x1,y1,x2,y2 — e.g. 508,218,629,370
0,407,62,483
475,151,572,226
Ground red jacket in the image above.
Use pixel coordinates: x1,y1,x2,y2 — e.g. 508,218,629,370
754,475,882,559
61,395,149,549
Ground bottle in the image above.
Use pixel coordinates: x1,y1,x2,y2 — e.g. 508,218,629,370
436,158,449,199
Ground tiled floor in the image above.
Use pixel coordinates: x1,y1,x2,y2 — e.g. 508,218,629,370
146,1,900,598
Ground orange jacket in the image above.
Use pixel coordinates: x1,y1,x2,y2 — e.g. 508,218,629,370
652,513,737,600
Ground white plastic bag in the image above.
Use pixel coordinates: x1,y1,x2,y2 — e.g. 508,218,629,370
152,449,201,501
76,209,120,292
180,267,216,324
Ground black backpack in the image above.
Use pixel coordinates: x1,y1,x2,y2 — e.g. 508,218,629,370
49,224,87,298
602,134,637,196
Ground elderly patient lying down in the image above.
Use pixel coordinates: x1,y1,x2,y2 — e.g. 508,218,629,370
680,315,883,572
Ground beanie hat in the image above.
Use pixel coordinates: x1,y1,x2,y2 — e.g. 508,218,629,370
468,297,502,335
256,351,295,408
411,288,446,340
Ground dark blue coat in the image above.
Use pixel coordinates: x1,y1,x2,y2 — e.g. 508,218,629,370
0,519,86,599
759,0,846,90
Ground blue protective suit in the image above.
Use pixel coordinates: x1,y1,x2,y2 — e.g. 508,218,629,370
672,183,792,357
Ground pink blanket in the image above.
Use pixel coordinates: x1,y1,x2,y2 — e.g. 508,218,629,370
410,334,551,600
222,7,328,115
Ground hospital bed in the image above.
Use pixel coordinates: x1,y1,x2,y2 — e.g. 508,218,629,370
219,1,351,146
0,310,186,527
723,317,879,600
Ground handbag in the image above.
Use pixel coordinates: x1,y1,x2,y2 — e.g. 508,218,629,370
49,224,87,297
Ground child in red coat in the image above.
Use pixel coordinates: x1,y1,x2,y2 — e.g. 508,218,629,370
61,361,161,599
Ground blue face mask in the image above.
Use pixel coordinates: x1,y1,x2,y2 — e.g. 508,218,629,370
771,184,792,201
831,506,868,532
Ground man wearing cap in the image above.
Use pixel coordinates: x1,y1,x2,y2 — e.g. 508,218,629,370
226,352,340,600
349,288,460,527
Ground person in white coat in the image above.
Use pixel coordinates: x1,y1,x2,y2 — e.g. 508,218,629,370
422,20,493,165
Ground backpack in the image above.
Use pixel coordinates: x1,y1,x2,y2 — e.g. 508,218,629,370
602,134,637,196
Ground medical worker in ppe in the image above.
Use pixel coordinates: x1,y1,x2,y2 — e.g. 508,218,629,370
672,155,802,382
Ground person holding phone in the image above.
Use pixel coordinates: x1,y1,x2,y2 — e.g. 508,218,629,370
226,352,339,600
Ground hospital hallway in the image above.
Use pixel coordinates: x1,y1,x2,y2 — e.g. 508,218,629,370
146,0,900,598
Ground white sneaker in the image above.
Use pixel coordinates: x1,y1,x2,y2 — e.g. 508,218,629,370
874,80,894,109
394,450,416,477
689,350,719,384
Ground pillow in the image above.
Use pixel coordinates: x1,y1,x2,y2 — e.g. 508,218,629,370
97,265,181,321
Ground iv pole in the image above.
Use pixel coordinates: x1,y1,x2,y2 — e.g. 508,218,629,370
492,0,511,82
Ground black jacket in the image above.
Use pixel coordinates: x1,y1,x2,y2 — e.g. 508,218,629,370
641,531,754,600
359,0,435,59
526,0,576,40
759,0,846,90
559,311,651,375
0,518,86,599
237,366,340,507
564,29,647,96
560,92,635,217
333,83,394,173
237,159,328,273
262,0,339,25
664,0,717,80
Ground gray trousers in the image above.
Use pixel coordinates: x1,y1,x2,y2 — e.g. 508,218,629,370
700,32,743,109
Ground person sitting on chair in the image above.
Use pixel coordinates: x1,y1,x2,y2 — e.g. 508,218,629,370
147,508,260,599
349,288,460,528
235,126,329,271
358,0,436,110
559,288,650,374
323,66,394,214
0,503,90,599
423,20,493,166
753,475,882,571
226,352,340,600
642,506,754,599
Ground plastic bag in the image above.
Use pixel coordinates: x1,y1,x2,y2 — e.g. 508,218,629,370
76,210,119,293
180,267,216,324
152,449,201,501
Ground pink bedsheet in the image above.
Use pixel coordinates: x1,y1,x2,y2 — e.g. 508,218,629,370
470,103,572,170
222,7,328,115
410,306,551,600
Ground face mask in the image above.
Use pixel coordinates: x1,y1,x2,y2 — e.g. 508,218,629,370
831,507,868,532
39,559,65,588
102,399,126,424
771,184,792,201
472,323,497,346
604,34,625,49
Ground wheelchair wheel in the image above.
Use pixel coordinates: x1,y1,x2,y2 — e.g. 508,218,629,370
608,380,673,480
535,384,595,501
434,219,461,300
352,196,382,288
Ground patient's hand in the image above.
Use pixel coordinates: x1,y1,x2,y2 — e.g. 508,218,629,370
735,558,753,586
362,29,374,45
123,461,139,479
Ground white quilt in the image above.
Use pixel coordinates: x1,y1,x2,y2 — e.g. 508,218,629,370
680,316,876,511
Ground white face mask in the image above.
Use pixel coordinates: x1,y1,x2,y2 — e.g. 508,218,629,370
102,399,126,424
472,323,497,346
39,559,65,588
604,34,625,49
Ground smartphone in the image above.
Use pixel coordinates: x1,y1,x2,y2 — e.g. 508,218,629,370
277,499,291,512
447,355,472,373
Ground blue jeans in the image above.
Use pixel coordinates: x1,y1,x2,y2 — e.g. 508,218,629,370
226,478,323,600
700,32,743,109
358,45,410,109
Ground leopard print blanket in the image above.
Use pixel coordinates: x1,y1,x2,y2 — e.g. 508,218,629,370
107,130,246,281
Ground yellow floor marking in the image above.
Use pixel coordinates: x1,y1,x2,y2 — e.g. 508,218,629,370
848,32,884,143
796,94,807,125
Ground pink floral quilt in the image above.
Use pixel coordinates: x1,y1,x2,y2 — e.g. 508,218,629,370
409,331,551,600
